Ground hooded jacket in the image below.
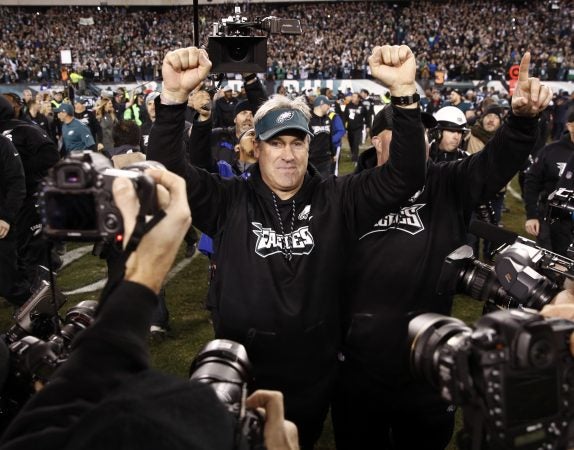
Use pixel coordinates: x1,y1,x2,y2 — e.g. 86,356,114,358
147,99,426,420
344,112,539,387
0,135,25,225
0,96,59,198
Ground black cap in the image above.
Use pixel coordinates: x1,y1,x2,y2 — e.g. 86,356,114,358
371,105,437,137
482,104,504,119
234,100,252,117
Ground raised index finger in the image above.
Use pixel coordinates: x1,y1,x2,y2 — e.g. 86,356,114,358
518,51,531,83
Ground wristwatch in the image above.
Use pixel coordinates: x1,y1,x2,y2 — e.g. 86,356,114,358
390,93,420,106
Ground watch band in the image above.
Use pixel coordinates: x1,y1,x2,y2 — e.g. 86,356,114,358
390,92,420,106
243,73,257,83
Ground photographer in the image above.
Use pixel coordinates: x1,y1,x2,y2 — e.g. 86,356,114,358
0,168,298,450
147,45,426,449
332,52,552,450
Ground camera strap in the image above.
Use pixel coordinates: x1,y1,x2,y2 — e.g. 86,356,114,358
124,210,167,258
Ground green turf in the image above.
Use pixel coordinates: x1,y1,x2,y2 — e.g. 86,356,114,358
0,140,529,449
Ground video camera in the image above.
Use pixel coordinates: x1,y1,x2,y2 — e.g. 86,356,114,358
547,187,574,258
39,151,162,241
438,221,574,312
189,339,264,450
208,6,302,73
0,282,97,432
408,309,574,450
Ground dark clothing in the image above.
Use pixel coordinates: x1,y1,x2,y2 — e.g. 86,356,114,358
0,135,25,226
0,282,239,450
147,100,426,448
210,80,268,165
214,95,238,128
0,104,60,305
309,112,336,176
523,134,574,255
75,109,102,145
0,135,26,303
429,141,469,162
333,112,539,449
343,102,366,162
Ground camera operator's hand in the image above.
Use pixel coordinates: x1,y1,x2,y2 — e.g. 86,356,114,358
161,47,212,105
368,45,417,108
246,390,299,450
0,220,9,239
112,169,191,294
511,52,552,117
542,279,574,355
525,218,540,237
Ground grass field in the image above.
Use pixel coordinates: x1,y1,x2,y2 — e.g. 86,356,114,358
0,140,529,450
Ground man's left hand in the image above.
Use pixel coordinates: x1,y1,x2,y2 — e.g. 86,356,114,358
511,52,552,117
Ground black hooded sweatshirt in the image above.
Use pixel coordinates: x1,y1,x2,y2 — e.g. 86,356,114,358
344,111,539,387
0,96,59,198
147,100,426,422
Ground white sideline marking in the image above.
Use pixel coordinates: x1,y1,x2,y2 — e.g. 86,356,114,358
61,245,93,268
63,252,196,295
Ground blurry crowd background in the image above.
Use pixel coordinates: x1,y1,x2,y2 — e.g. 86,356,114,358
0,0,571,86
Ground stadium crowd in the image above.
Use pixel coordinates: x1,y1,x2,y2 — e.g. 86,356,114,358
0,0,571,85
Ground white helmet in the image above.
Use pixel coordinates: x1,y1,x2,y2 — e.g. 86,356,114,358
433,106,468,131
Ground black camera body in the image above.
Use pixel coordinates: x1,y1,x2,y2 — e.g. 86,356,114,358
409,309,574,450
189,339,264,450
39,151,160,241
0,287,97,433
547,187,574,258
208,6,301,73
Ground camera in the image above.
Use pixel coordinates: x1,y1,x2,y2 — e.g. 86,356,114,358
39,151,161,241
189,339,264,450
409,309,574,450
437,229,574,311
547,187,574,258
0,291,97,433
208,6,301,73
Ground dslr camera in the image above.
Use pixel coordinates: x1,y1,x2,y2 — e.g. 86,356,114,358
189,339,264,450
39,151,161,241
208,6,301,73
409,309,574,450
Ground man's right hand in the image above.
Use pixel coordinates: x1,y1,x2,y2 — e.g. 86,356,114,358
246,390,299,450
161,47,212,105
525,218,540,236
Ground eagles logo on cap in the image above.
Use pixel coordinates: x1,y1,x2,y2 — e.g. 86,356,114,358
255,108,314,141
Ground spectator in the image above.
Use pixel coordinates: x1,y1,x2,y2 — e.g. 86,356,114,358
213,86,238,128
55,103,96,154
523,110,574,256
343,92,366,164
95,97,118,154
332,52,551,450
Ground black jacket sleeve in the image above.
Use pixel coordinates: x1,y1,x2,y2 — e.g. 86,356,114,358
523,145,549,219
0,135,26,224
188,117,218,172
449,112,538,212
0,281,157,447
147,99,232,236
245,78,268,112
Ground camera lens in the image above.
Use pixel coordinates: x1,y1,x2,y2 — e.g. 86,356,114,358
229,42,250,62
408,313,470,388
189,339,252,406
